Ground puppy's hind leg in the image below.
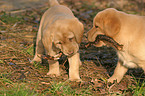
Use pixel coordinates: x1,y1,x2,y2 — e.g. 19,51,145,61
32,28,45,62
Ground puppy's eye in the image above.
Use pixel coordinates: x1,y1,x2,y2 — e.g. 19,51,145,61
69,38,73,42
57,42,62,44
95,25,98,28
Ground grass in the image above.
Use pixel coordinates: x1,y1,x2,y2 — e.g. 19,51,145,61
0,78,92,96
0,84,38,96
115,75,145,96
47,81,92,96
45,81,77,95
0,12,25,32
128,76,145,96
0,76,144,96
0,12,23,24
0,77,38,96
32,61,42,69
26,45,34,56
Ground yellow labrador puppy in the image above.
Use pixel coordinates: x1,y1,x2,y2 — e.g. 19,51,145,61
87,8,145,83
32,0,84,81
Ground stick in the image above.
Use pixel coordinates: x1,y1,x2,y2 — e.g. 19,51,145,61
86,35,123,50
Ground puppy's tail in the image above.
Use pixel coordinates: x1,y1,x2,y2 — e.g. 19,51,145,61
49,0,59,7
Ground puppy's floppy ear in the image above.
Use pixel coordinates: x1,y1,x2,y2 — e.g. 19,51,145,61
98,8,121,37
105,15,121,37
69,19,84,44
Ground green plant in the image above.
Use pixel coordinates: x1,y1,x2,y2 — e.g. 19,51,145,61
26,45,34,56
121,75,145,96
43,81,92,96
44,81,76,95
129,78,145,96
0,12,23,24
32,61,42,69
0,78,39,96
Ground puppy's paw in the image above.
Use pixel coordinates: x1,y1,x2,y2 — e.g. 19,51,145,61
47,71,60,77
31,55,41,63
69,78,82,82
108,77,120,83
30,59,41,64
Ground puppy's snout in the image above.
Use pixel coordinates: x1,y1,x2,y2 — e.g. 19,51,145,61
64,50,74,56
68,50,74,55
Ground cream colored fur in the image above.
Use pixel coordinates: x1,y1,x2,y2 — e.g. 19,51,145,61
87,8,145,83
32,0,84,81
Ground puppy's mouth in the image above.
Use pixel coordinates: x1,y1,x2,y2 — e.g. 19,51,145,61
63,50,78,57
64,52,74,57
87,34,123,50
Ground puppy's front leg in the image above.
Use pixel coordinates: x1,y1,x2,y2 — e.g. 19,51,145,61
32,28,45,62
68,53,81,81
108,60,128,83
47,60,60,76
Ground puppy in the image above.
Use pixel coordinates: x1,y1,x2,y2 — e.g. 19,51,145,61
32,0,84,81
87,8,145,83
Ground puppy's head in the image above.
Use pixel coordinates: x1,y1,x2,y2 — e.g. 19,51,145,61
50,18,84,56
87,8,121,47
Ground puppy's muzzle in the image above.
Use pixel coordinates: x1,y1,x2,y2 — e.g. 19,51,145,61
64,49,79,57
64,51,74,56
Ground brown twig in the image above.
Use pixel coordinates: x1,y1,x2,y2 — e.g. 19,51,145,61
0,20,6,25
0,57,23,60
95,56,102,67
42,52,63,60
86,35,123,51
62,58,68,67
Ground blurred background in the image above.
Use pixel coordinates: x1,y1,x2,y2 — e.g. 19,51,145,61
0,0,144,15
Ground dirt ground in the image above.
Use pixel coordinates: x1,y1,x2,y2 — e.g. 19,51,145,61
0,0,145,95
